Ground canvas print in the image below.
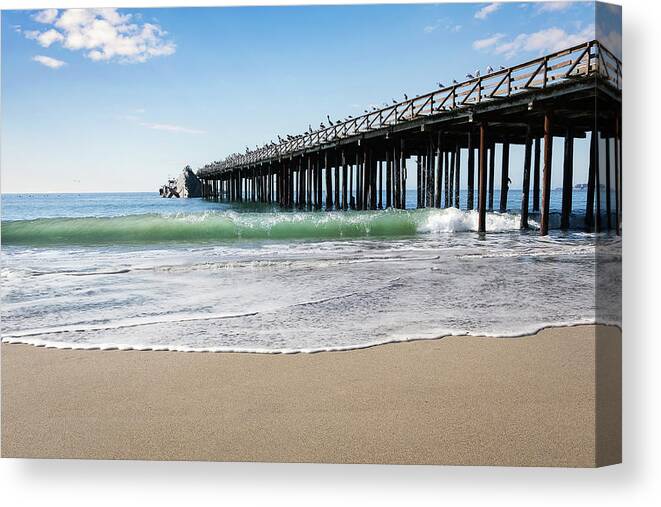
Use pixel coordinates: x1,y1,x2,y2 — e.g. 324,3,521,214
1,1,621,467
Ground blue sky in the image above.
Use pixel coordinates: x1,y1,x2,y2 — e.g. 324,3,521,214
1,2,606,193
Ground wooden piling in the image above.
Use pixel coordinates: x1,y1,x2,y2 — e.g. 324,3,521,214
561,128,574,229
499,141,510,212
520,130,533,229
444,151,450,208
386,148,392,209
585,131,596,229
416,155,422,208
540,113,553,236
342,151,348,210
533,137,541,212
435,134,442,208
378,160,383,209
467,132,475,210
488,142,495,211
614,116,621,235
334,163,340,210
349,159,354,210
605,135,612,230
449,149,455,207
400,139,406,209
478,124,488,233
595,132,602,232
323,152,331,210
454,143,461,208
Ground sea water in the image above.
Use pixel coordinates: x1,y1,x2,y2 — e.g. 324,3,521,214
1,191,620,352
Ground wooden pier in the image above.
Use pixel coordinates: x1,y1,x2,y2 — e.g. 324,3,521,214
197,40,621,235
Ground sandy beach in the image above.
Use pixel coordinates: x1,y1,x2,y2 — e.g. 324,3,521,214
1,324,620,467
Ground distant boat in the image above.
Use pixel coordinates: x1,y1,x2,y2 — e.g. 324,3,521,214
574,183,606,191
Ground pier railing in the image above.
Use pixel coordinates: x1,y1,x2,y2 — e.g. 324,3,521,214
198,40,621,177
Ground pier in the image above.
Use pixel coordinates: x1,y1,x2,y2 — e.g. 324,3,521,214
197,40,621,235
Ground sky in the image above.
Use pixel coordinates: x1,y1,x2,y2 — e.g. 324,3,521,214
1,2,618,193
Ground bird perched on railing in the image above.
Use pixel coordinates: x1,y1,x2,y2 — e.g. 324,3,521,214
326,115,332,125
404,93,408,100
452,79,459,84
320,122,325,129
475,69,481,77
437,82,444,88
499,65,506,70
487,66,494,74
466,73,474,79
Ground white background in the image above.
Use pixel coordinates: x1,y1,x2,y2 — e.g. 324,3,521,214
1,0,659,505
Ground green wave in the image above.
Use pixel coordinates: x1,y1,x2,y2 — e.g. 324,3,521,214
1,210,423,246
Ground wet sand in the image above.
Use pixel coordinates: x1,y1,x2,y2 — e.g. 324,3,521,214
1,324,621,466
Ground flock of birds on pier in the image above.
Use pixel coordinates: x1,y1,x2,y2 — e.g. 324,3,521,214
203,64,507,171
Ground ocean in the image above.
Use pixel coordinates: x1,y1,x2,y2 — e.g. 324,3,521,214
1,191,620,352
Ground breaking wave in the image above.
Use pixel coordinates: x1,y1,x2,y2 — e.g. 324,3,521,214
2,208,538,246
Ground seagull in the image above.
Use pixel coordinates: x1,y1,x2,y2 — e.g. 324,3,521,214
437,82,444,88
499,65,506,70
392,99,397,104
487,66,494,74
466,73,474,79
277,135,283,142
347,115,353,119
326,115,332,124
404,93,408,100
452,79,459,84
475,70,481,77
320,122,325,128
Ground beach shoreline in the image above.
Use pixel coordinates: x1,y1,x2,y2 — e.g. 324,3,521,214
1,324,621,467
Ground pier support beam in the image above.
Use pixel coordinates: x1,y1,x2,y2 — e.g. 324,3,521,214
605,134,612,230
325,152,332,210
520,130,533,229
561,128,574,229
400,139,407,209
499,140,510,212
449,149,455,208
416,156,422,208
435,134,442,208
540,113,553,236
586,131,596,230
595,132,602,232
378,160,383,209
454,143,461,208
488,142,495,211
386,148,392,209
478,124,488,234
467,132,475,210
614,116,621,235
533,137,541,212
342,151,348,210
444,152,450,208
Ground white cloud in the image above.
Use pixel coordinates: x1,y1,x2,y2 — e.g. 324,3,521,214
139,122,206,135
538,2,573,13
475,3,500,20
424,21,462,34
25,28,64,48
33,9,58,24
24,8,175,64
474,25,594,59
472,33,505,50
32,55,66,69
